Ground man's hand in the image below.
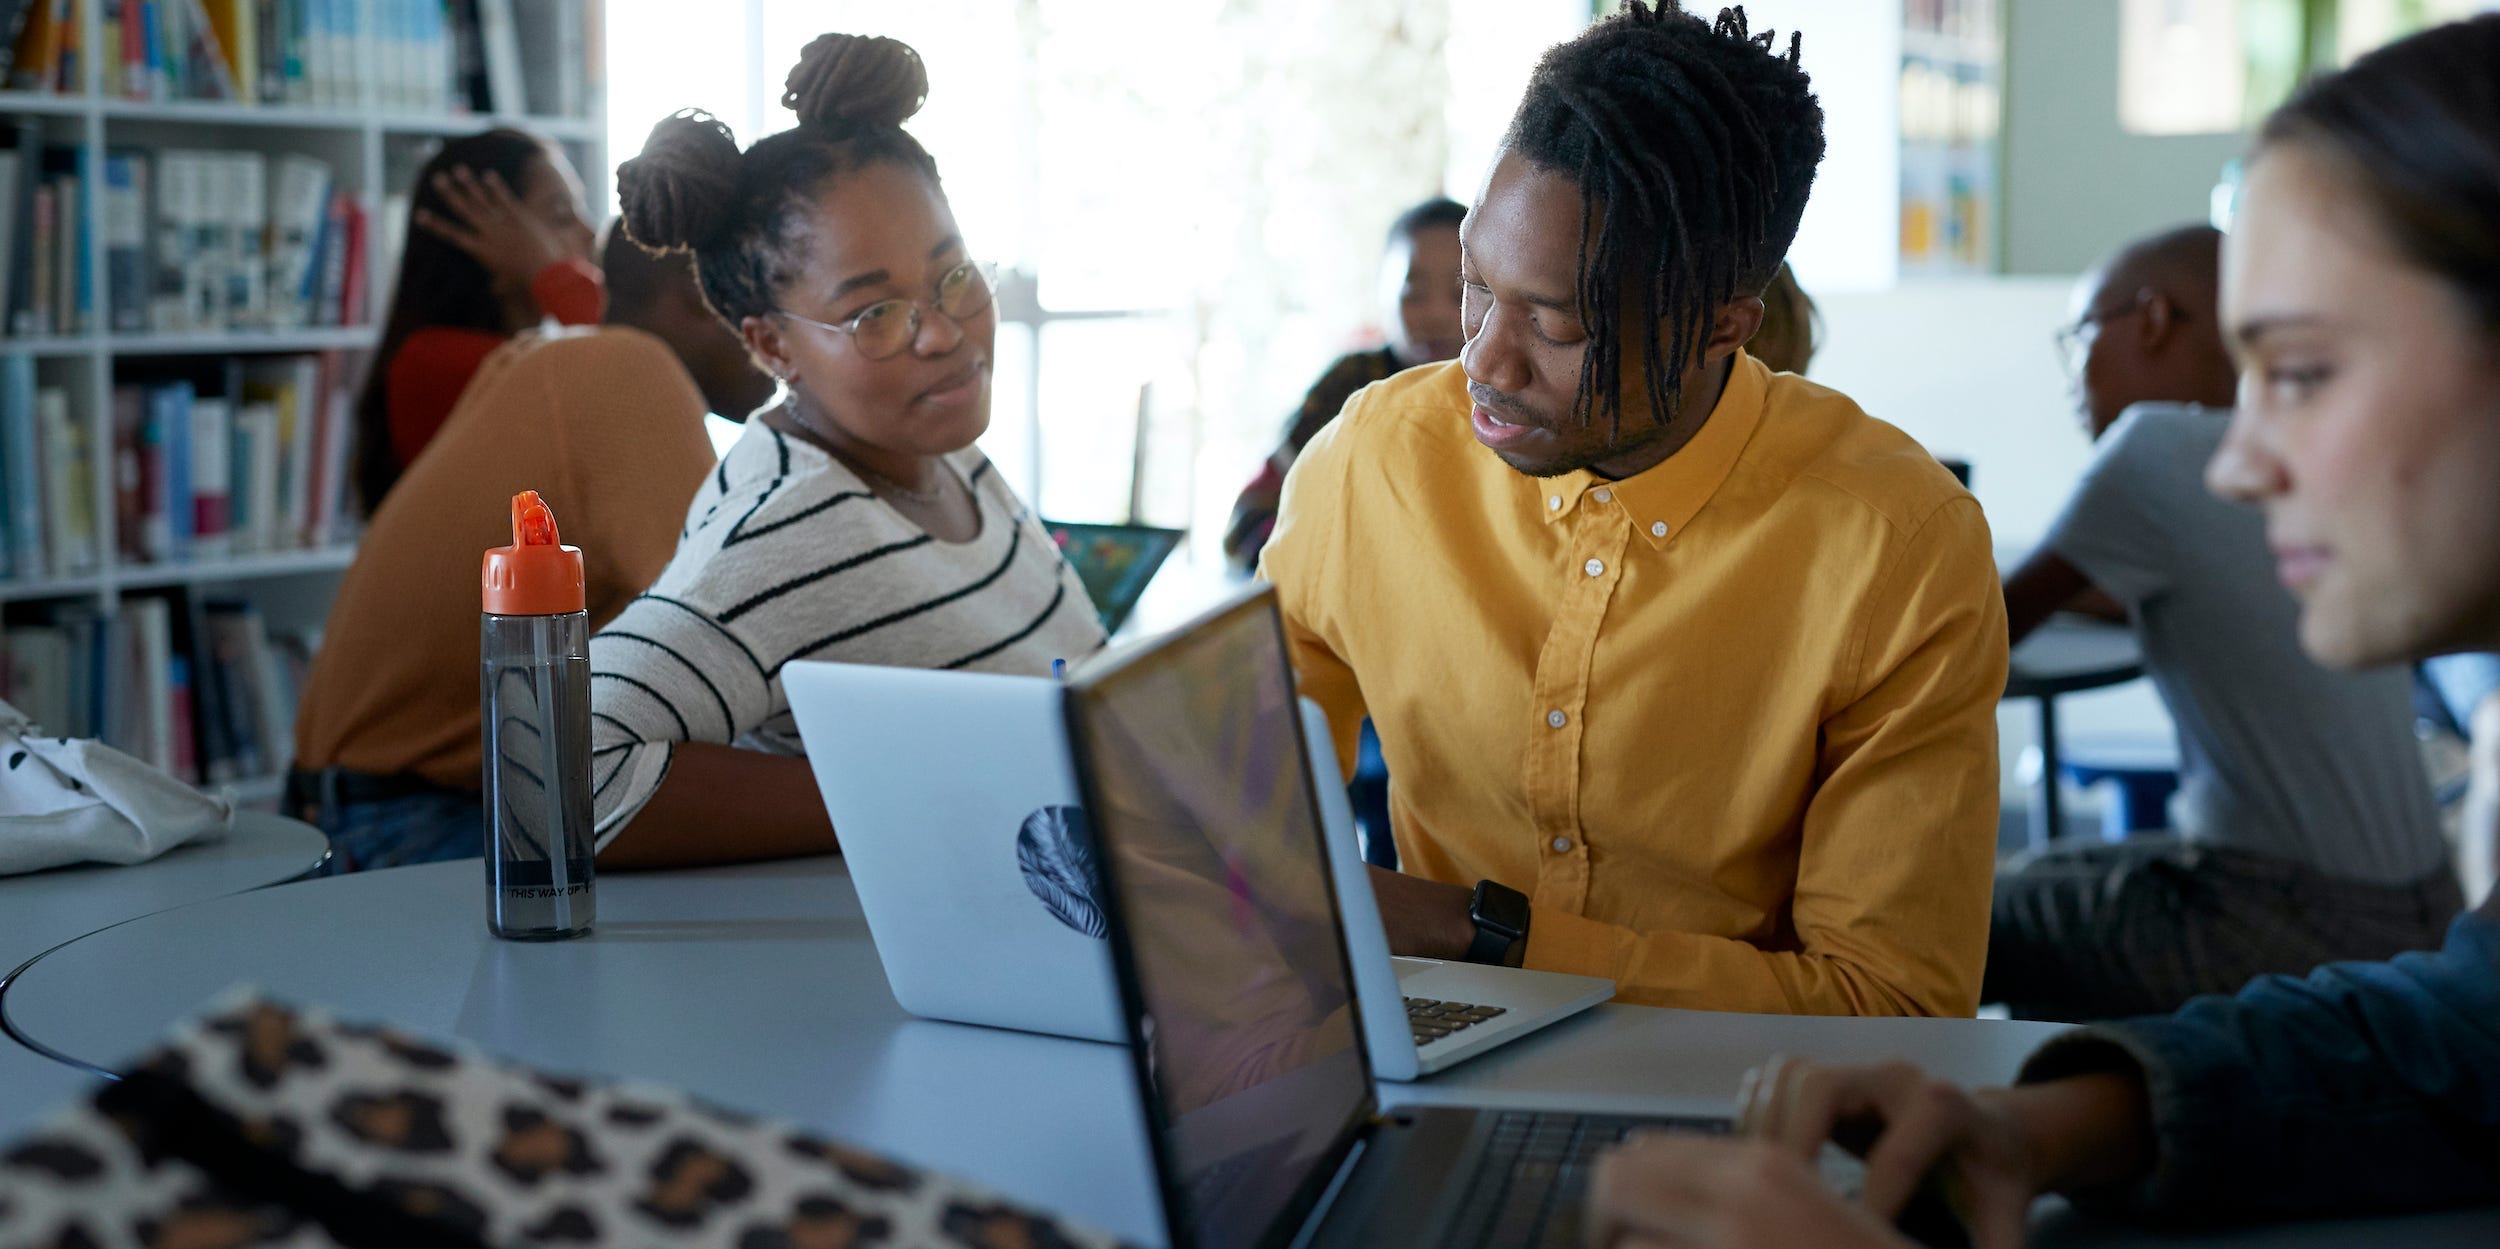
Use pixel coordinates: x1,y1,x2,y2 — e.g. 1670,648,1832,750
1364,864,1477,961
1587,1134,1914,1248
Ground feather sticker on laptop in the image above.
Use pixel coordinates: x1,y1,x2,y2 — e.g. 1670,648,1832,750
1017,805,1109,939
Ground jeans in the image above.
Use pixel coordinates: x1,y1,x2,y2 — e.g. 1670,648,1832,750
310,790,487,873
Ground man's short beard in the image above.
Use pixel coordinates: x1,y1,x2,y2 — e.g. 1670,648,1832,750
1497,409,1681,480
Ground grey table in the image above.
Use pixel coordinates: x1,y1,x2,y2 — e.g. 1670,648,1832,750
0,810,329,1135
6,857,2495,1246
2007,617,2148,848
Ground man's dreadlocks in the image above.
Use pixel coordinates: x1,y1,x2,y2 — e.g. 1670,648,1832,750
1505,3,1825,438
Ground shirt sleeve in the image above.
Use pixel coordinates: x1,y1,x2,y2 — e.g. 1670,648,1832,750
586,588,779,848
1524,495,2007,1016
2017,911,2500,1224
530,257,607,327
2043,409,2182,608
386,328,507,470
1262,413,1370,782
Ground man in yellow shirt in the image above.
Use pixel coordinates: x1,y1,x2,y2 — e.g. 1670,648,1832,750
1262,4,2005,1015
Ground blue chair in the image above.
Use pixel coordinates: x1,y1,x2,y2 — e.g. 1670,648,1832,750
1351,720,1396,869
2054,734,2181,842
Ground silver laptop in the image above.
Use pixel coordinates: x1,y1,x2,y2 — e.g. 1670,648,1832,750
783,622,1609,1071
1062,585,1721,1248
784,661,1128,1043
1293,697,1614,1079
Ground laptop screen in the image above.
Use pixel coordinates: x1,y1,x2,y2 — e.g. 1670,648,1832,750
1069,589,1374,1249
1045,520,1185,634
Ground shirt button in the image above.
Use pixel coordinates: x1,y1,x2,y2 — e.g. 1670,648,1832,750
1546,709,1567,729
1548,495,1562,511
1592,488,1612,503
1583,558,1605,577
1550,836,1574,853
1651,521,1669,538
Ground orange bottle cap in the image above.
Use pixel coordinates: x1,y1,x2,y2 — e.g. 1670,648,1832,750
481,490,586,616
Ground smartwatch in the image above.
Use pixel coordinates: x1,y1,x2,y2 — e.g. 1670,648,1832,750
1466,880,1531,967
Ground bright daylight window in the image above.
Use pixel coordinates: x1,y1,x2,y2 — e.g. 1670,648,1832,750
608,0,1581,551
2117,0,2247,135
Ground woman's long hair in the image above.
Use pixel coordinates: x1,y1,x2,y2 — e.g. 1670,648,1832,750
353,128,550,514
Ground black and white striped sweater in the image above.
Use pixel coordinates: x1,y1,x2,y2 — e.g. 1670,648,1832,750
588,421,1106,846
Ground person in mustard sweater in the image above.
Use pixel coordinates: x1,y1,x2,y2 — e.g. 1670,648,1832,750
289,229,772,870
1262,4,2004,1015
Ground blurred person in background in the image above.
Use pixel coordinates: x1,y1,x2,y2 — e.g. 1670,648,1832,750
1989,223,2453,1023
1223,197,1467,575
1745,262,1816,374
357,129,602,510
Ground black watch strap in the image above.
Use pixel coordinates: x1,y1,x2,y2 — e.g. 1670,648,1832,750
1466,880,1530,967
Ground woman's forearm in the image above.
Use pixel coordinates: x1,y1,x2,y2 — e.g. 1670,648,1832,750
596,743,836,869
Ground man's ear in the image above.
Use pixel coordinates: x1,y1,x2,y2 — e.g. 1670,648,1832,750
740,315,792,381
1703,295,1767,364
2137,286,2179,352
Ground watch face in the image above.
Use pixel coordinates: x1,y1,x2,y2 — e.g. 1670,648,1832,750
1473,882,1529,936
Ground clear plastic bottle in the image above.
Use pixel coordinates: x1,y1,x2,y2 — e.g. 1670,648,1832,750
480,490,594,940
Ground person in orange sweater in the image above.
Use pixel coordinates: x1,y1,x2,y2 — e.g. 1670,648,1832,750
289,228,773,870
354,128,601,511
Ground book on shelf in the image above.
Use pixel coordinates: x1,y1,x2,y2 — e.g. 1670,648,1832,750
3,0,600,116
0,353,95,581
99,348,352,569
0,590,312,786
115,146,364,335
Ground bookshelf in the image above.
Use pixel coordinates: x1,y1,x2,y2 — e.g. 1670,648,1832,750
0,0,605,809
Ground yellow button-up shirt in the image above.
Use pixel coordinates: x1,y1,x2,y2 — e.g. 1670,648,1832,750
1263,353,2005,1016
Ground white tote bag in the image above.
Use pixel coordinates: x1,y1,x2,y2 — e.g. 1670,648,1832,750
0,698,231,876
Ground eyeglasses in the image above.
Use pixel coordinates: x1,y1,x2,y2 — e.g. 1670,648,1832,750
774,260,996,361
2054,295,2186,376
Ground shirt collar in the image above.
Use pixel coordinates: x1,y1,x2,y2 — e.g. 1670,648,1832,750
1538,350,1768,551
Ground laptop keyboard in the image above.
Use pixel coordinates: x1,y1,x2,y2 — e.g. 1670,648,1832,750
1450,1111,1729,1249
1404,996,1506,1046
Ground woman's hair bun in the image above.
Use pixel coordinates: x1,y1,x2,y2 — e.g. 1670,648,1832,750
784,33,928,134
616,109,742,253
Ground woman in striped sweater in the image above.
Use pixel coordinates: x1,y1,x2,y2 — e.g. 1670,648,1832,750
589,33,1105,866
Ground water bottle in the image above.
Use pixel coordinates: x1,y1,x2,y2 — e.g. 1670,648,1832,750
480,490,594,940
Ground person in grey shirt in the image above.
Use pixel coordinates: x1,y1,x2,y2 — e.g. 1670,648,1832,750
1989,224,2458,1021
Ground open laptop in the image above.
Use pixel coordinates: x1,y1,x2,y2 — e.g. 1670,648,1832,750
1044,520,1184,633
783,602,1610,1071
1060,586,1717,1248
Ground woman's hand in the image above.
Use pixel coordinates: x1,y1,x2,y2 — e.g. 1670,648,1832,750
1586,1133,1916,1248
1736,1057,2040,1249
412,166,577,290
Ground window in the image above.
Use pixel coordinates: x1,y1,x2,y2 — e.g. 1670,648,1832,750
613,0,1580,549
2117,0,2248,135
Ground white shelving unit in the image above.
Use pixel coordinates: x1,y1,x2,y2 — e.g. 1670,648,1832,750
0,2,607,808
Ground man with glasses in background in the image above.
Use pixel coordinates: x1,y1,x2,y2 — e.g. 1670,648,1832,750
1989,224,2459,1021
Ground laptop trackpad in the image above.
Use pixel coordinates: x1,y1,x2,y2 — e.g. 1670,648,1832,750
1390,956,1452,984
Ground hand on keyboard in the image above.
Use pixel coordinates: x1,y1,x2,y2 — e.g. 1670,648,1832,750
1586,1133,1920,1249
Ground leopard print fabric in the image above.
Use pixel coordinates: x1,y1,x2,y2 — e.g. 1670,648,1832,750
0,990,1131,1249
